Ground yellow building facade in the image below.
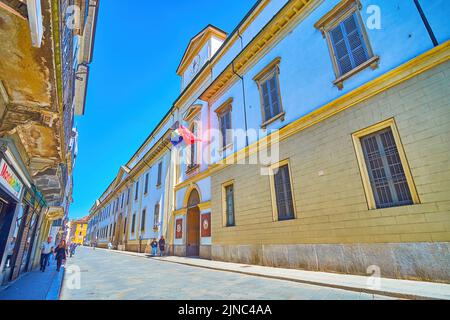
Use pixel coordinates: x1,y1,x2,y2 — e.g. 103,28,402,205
70,218,88,245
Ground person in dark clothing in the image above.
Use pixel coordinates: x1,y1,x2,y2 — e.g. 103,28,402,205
150,239,158,256
40,236,53,272
54,240,67,272
158,236,166,257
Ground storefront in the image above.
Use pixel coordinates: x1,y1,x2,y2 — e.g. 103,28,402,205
0,140,47,284
9,187,46,279
0,154,25,284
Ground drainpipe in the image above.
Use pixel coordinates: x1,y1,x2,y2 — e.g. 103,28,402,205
232,29,249,148
413,0,438,47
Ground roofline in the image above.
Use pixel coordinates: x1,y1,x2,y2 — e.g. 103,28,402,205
175,24,228,74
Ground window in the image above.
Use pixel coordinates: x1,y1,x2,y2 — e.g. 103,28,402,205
157,161,162,186
121,193,124,208
269,160,296,221
144,173,149,194
219,111,232,148
188,123,198,169
127,189,130,205
215,98,233,149
134,181,139,201
141,209,146,232
314,0,378,89
222,181,235,227
352,119,419,209
253,57,284,127
123,217,127,234
131,213,136,233
153,203,160,229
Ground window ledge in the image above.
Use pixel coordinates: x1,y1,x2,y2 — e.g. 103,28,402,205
219,143,233,156
333,55,380,90
261,111,285,129
186,164,200,175
155,184,161,189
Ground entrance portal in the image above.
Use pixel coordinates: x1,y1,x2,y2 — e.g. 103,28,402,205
186,189,200,257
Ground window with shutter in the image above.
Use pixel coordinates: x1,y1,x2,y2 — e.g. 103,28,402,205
131,214,136,233
361,128,413,208
330,13,369,76
314,1,378,89
154,203,160,229
144,173,149,194
134,181,139,201
219,110,232,148
157,162,162,186
225,184,235,227
253,57,284,126
141,209,146,232
259,73,282,122
273,164,295,220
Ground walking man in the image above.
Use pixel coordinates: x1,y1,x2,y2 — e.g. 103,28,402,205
40,236,53,272
158,236,165,257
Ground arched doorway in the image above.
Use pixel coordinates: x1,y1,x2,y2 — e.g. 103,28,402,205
186,189,200,257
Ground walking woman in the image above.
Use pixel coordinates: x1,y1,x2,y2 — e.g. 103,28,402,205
54,240,67,272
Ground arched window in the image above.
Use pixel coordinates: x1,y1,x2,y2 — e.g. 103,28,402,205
187,189,200,208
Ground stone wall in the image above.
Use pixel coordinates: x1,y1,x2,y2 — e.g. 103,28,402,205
212,243,450,282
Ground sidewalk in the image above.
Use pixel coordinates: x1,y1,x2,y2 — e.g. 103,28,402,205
0,263,65,300
99,247,450,300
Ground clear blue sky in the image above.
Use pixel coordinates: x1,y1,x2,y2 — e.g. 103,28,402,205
70,1,257,219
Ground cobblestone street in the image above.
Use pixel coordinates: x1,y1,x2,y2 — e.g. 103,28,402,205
60,247,394,300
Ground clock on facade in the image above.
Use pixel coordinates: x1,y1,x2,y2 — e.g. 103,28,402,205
191,55,201,76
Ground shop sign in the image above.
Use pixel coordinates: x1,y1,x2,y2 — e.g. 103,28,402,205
0,159,23,200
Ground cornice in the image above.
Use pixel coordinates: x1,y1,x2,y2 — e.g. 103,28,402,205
200,0,320,102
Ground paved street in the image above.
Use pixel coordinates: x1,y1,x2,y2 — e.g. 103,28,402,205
60,247,394,300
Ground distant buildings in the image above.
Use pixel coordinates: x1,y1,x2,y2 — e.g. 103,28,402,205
67,216,89,245
87,0,450,282
0,0,99,285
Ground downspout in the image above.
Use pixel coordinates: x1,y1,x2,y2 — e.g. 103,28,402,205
413,0,438,47
232,29,249,148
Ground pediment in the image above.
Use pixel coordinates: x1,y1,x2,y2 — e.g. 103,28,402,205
176,24,227,76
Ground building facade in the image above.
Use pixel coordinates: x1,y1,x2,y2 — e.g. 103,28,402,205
0,0,98,285
68,217,88,245
88,0,450,282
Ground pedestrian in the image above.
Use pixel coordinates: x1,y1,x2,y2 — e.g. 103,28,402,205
40,236,53,272
54,240,67,272
48,246,54,267
158,236,165,257
108,242,113,250
69,243,76,257
150,238,158,256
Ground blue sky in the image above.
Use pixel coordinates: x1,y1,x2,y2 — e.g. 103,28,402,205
70,1,257,219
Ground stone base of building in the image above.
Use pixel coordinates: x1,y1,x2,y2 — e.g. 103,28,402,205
212,242,450,283
169,245,211,259
171,245,186,257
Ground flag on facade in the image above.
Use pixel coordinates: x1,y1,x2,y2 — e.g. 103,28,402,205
178,125,202,146
170,128,184,146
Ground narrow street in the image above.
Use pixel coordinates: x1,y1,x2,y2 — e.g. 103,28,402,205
60,247,394,300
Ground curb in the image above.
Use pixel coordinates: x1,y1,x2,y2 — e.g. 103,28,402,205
46,267,65,300
97,247,443,300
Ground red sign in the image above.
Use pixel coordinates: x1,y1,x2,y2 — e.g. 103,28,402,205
201,213,211,238
175,219,183,239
